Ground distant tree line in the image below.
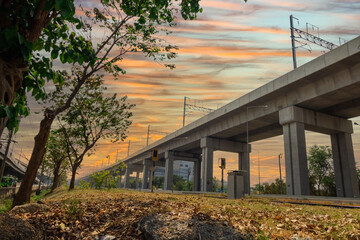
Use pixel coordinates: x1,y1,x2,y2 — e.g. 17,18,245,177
252,145,360,196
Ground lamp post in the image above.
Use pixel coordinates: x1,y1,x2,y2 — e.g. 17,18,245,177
257,151,260,193
278,153,283,194
246,105,268,193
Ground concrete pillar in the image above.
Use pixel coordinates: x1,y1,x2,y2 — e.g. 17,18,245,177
238,147,250,194
135,171,140,189
201,146,214,192
117,174,122,188
142,159,150,189
124,167,130,188
193,159,201,191
331,133,360,198
164,151,174,190
282,122,310,196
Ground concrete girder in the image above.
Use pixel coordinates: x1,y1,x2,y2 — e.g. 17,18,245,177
200,137,247,153
279,106,353,134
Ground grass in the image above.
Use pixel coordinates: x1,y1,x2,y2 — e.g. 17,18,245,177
0,197,13,213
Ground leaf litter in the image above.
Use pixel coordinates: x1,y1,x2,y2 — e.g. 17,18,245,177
9,188,360,239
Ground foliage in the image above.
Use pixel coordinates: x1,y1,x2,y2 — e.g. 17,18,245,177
89,163,126,189
59,77,133,190
0,0,88,131
307,145,336,196
173,174,193,191
212,177,220,192
0,197,13,213
0,0,206,131
13,0,206,206
31,189,51,202
252,178,286,195
129,178,143,189
153,176,163,189
79,180,90,190
44,130,70,191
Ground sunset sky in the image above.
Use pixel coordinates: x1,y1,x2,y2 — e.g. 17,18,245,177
8,0,360,186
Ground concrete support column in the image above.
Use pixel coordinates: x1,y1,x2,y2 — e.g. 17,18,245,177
124,167,130,188
238,147,250,194
117,175,122,188
193,159,201,191
164,151,174,190
135,171,140,189
282,122,310,195
331,133,360,197
201,146,214,192
142,159,151,189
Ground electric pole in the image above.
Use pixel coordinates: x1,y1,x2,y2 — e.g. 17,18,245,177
278,153,283,194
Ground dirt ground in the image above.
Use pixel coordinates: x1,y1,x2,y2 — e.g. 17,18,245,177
7,188,360,239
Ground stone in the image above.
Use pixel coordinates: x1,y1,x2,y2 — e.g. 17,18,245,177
9,202,50,215
136,213,249,240
0,213,43,240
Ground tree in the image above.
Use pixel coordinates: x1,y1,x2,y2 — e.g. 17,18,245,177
59,77,133,191
90,163,125,189
44,130,70,192
307,145,335,196
0,0,79,136
13,0,204,207
212,177,220,192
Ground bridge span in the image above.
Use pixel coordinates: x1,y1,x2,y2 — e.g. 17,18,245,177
87,36,360,198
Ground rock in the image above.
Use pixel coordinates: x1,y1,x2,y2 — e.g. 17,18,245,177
137,213,249,240
0,213,43,240
94,235,117,240
9,203,50,215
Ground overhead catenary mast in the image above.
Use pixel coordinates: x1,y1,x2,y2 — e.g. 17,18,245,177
290,15,341,69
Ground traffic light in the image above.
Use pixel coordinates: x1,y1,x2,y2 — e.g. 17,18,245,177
219,158,226,169
152,149,159,162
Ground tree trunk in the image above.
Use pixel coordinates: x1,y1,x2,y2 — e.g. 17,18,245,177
69,167,78,191
51,163,61,193
0,58,26,136
12,115,54,207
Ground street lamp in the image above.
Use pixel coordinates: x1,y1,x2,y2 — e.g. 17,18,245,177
257,151,260,194
278,153,283,194
246,105,268,193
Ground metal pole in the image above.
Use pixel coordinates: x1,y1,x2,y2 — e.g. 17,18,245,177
258,151,260,191
182,96,187,127
221,167,224,193
0,129,14,181
127,140,130,156
116,149,119,162
246,107,249,193
278,153,283,194
150,161,155,193
290,15,297,69
146,125,150,146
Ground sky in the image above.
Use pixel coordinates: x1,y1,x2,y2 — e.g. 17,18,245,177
5,0,360,187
